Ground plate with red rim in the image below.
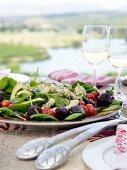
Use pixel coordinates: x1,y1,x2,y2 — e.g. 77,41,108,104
0,110,118,129
82,136,115,170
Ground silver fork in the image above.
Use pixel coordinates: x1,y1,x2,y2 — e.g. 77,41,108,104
17,121,102,160
35,107,127,170
36,118,125,170
17,107,127,161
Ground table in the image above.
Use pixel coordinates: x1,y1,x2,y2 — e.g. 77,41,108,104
0,85,127,170
0,129,89,170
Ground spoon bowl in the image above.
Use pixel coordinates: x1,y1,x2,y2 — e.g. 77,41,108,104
36,144,70,170
17,138,52,160
16,122,94,160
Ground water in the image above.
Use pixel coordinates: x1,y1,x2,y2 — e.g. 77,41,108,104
21,39,127,76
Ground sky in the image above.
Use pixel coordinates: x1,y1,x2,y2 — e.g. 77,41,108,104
0,0,127,16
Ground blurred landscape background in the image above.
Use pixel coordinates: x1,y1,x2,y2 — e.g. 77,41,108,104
0,0,127,76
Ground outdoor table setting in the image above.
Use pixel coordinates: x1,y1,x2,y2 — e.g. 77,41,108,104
0,69,127,170
0,25,127,170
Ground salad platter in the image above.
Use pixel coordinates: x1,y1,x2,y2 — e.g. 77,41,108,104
0,76,122,128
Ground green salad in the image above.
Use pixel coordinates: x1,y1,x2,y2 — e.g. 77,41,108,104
0,77,122,122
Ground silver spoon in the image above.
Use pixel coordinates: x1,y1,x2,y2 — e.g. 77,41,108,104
17,107,127,160
17,121,101,160
36,118,125,170
35,107,127,170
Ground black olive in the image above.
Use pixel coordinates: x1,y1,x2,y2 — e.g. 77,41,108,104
97,93,112,107
27,106,42,116
56,107,70,120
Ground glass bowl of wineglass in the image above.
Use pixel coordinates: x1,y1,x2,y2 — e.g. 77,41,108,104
108,26,127,100
82,25,109,88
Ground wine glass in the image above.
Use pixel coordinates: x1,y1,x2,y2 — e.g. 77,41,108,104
108,26,127,100
82,25,109,88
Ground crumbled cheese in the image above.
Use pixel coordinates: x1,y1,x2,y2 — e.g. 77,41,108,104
75,83,86,96
44,98,55,108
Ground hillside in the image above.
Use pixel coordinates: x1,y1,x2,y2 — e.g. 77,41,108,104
0,11,127,32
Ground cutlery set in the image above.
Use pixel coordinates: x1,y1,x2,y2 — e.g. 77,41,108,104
17,107,127,170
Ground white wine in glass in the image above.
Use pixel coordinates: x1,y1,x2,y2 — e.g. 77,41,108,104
108,54,127,68
108,26,127,100
82,49,109,65
82,25,109,88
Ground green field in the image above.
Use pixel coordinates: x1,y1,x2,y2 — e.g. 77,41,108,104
0,43,50,73
0,43,49,64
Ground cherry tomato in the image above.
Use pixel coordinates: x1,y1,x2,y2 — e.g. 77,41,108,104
89,108,97,116
1,100,11,107
80,105,89,116
92,91,100,98
86,93,95,101
86,104,94,110
41,108,49,114
42,108,56,117
79,101,85,106
47,109,56,117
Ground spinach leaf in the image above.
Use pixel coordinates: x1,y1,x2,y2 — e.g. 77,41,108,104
0,107,17,118
32,89,48,103
72,81,97,93
30,68,40,87
0,77,17,93
65,113,84,121
30,80,40,87
11,94,28,104
6,78,17,93
39,93,48,103
30,114,58,121
32,88,41,96
0,77,9,89
42,93,69,107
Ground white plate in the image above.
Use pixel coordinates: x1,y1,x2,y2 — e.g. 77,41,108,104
0,111,117,129
9,73,30,82
82,136,116,170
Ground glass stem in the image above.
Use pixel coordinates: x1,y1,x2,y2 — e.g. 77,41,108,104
93,65,97,88
116,68,121,95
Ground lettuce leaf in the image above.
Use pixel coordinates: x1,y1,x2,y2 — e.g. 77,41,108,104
72,81,97,93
